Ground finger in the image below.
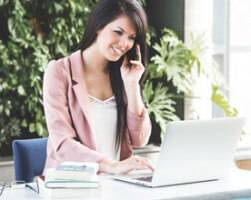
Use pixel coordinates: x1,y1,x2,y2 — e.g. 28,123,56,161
126,156,145,171
133,156,154,171
136,44,142,62
140,158,155,171
119,166,136,174
129,60,144,67
136,158,154,170
115,157,140,174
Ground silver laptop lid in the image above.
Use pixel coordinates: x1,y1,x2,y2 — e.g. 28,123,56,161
152,117,245,186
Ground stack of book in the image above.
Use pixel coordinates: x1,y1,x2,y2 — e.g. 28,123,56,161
37,162,101,199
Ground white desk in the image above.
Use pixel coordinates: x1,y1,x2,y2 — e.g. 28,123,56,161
2,167,251,200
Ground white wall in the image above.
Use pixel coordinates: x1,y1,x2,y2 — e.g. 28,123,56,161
184,0,213,120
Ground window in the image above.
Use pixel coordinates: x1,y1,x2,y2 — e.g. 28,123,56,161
229,0,251,133
213,0,251,134
185,0,250,138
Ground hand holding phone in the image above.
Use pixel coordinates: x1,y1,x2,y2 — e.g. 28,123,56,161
120,44,145,86
126,43,140,66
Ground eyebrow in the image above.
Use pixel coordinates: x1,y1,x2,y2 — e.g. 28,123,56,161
116,27,136,37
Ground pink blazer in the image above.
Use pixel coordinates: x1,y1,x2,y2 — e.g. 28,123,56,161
43,50,151,169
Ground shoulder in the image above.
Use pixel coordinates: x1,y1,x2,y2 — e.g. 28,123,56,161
43,58,71,91
45,50,82,77
45,57,68,76
44,50,83,84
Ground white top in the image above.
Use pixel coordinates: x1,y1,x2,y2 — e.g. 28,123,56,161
88,95,120,161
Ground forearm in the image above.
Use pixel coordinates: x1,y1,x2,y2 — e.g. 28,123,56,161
124,84,144,116
126,85,152,146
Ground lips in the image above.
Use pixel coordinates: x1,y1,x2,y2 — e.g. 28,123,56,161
112,46,124,56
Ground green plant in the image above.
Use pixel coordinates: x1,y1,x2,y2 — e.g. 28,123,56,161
0,0,146,152
143,28,238,138
148,29,200,93
187,33,238,117
143,28,199,138
143,80,179,135
0,0,98,150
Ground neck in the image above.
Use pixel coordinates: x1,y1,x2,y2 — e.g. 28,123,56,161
82,44,108,74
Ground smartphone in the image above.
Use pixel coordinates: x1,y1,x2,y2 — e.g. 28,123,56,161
126,44,139,67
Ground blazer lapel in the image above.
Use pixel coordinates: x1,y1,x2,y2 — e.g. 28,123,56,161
69,50,97,148
70,51,90,116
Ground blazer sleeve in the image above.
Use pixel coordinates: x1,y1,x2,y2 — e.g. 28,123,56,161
43,60,105,163
127,108,152,147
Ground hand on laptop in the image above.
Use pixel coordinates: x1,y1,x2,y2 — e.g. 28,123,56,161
99,156,154,175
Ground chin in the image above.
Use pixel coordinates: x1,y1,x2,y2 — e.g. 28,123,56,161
107,55,122,62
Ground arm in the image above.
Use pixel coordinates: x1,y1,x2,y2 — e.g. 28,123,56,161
125,83,144,115
43,60,105,163
125,84,151,147
121,45,152,147
99,83,152,173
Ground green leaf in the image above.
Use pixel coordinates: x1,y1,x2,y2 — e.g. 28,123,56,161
143,81,179,136
17,85,26,96
211,85,238,117
29,123,35,133
149,28,200,94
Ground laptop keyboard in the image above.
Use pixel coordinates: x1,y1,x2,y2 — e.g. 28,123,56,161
134,176,153,182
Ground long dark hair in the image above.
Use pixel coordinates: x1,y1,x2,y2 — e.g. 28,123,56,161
78,0,148,151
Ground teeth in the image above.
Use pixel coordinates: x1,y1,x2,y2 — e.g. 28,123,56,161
113,47,123,55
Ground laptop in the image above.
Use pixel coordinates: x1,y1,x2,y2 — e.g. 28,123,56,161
113,117,245,187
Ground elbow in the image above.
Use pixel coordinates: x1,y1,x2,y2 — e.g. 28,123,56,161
131,128,151,147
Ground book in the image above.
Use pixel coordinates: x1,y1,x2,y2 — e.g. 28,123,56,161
37,176,101,199
45,180,99,189
45,162,99,182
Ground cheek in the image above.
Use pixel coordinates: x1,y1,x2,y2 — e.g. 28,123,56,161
97,30,111,43
97,34,111,52
103,30,116,41
103,36,118,50
129,42,135,49
127,41,135,52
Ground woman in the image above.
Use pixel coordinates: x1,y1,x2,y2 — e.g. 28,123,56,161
43,0,153,174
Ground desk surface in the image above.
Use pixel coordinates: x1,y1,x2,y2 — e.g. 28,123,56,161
2,167,251,200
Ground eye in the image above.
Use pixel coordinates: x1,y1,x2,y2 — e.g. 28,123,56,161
113,30,123,36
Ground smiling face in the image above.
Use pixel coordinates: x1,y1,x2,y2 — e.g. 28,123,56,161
95,14,137,62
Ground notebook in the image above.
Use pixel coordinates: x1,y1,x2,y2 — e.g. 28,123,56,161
113,117,245,187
